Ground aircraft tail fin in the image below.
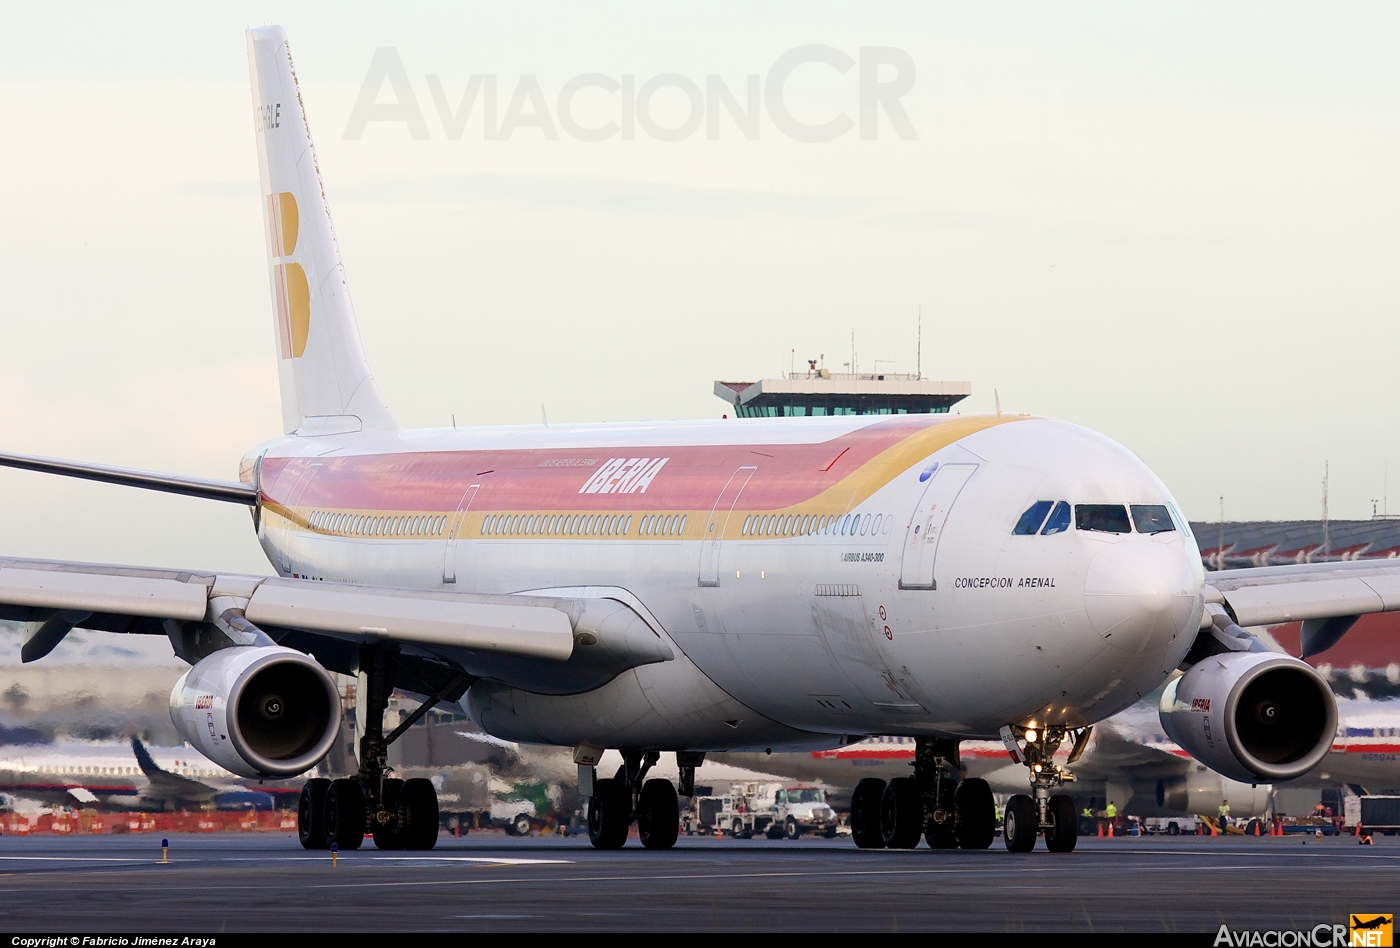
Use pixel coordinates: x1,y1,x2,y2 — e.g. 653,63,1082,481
131,737,161,778
246,26,397,435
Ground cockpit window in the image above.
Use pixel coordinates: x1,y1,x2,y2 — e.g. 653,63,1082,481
1130,504,1176,534
1040,501,1071,535
1013,501,1054,535
1076,504,1131,533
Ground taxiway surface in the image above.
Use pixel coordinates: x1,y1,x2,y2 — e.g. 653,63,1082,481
0,833,1389,932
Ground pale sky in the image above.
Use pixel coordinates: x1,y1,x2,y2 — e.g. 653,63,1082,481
0,3,1396,575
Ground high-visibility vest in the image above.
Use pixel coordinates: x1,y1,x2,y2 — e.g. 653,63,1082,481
1105,804,1118,818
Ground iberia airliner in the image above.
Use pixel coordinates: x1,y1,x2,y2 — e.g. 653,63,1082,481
0,26,1390,854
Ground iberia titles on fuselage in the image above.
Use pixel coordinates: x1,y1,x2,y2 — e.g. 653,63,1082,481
252,410,1205,744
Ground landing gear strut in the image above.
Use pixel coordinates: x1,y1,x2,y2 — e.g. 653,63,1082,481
999,724,1088,853
297,644,467,852
583,749,689,850
850,737,996,850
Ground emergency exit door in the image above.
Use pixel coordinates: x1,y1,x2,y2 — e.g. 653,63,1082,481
899,463,976,589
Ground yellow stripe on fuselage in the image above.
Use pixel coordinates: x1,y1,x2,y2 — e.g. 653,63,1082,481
266,414,1027,540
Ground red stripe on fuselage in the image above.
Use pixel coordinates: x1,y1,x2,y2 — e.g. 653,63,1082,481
262,417,944,514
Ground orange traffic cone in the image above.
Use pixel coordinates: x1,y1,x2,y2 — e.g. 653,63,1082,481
1210,820,1218,837
1253,821,1262,836
1107,822,1114,838
1097,822,1104,838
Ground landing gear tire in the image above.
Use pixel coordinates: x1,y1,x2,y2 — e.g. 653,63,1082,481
372,778,405,850
400,777,440,850
298,778,330,850
587,777,631,850
637,778,679,850
1003,793,1038,853
784,817,801,841
851,778,887,850
924,819,958,849
324,777,366,851
1044,794,1077,853
881,776,924,850
953,777,996,850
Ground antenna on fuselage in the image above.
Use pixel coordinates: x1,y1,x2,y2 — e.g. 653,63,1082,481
542,404,549,427
994,388,1001,415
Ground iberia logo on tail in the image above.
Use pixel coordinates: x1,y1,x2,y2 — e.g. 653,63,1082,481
267,190,309,359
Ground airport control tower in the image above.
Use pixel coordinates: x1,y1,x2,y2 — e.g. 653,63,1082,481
714,369,971,417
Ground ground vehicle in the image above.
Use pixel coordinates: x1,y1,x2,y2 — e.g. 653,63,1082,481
710,783,840,839
758,784,840,839
681,795,726,836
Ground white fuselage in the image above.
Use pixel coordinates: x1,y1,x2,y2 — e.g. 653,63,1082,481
251,413,1205,751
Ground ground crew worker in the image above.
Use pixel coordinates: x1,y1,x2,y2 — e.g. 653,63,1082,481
1105,800,1117,833
1218,800,1230,831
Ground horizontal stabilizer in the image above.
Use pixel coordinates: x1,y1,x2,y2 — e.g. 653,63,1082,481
0,450,258,505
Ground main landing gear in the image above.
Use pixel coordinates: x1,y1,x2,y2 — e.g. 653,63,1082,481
299,644,469,852
849,738,997,851
583,749,699,850
998,724,1090,853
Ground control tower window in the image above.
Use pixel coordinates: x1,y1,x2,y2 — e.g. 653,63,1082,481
1130,505,1175,534
1040,502,1071,536
1013,501,1054,535
1075,504,1132,534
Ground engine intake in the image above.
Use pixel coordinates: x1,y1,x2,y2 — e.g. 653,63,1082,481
170,646,341,779
1159,651,1336,784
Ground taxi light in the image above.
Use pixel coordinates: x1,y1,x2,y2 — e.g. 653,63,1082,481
1025,729,1038,743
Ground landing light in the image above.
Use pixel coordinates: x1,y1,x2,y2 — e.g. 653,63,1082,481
1025,729,1038,743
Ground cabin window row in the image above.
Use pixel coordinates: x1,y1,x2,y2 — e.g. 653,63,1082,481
741,511,888,538
1012,501,1178,536
308,511,448,537
481,512,655,537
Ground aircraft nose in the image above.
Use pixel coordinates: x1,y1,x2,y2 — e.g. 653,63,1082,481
1083,540,1197,653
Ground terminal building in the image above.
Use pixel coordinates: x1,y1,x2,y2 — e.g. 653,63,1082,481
714,371,971,418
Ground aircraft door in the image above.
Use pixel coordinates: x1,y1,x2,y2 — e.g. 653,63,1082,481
698,465,756,586
442,484,480,584
898,463,976,590
275,461,321,574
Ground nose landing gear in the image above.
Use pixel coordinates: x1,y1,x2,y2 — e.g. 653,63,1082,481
849,738,997,850
296,644,470,852
999,724,1090,853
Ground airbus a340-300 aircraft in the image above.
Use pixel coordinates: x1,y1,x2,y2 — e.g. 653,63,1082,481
0,26,1394,854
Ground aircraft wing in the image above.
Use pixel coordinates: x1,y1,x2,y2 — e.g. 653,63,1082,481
1205,559,1400,656
1070,723,1193,781
0,555,670,695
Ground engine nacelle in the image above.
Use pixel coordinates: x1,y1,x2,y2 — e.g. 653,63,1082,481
1160,651,1337,784
170,646,341,779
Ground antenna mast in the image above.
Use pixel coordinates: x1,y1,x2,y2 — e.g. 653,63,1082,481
917,305,922,380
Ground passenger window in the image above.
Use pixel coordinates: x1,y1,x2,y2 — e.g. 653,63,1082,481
1130,505,1175,534
1014,501,1054,535
1075,504,1132,533
679,515,687,533
1040,502,1071,536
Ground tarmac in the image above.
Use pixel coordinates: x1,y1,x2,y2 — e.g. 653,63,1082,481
0,832,1391,933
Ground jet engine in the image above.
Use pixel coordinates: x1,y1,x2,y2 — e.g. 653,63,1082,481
169,646,341,779
1159,651,1336,784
